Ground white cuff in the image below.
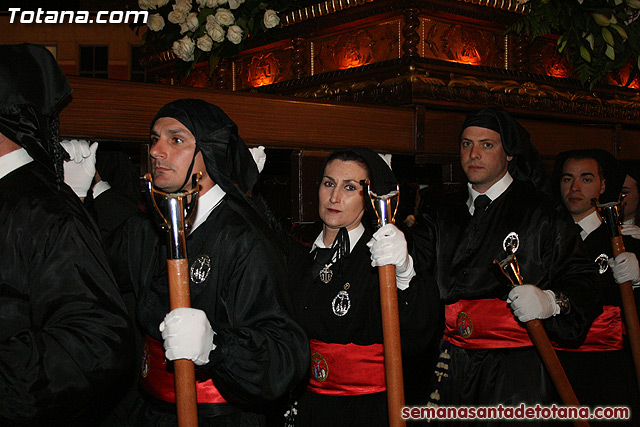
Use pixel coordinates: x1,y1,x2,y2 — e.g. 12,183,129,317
92,180,111,198
396,255,416,291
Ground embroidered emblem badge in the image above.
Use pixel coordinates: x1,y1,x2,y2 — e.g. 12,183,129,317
595,253,609,275
332,290,351,316
141,341,150,378
456,312,473,338
319,264,333,284
311,352,329,382
190,254,211,284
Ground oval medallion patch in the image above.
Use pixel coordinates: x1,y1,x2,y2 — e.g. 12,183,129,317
190,254,211,284
595,253,609,275
456,312,473,338
311,352,329,382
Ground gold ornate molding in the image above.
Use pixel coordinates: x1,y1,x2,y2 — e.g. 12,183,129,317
458,0,528,14
281,0,375,27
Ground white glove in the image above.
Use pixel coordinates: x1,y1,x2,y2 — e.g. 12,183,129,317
621,224,640,240
608,252,640,286
159,307,216,366
367,224,416,290
61,140,98,198
249,146,266,173
508,285,559,323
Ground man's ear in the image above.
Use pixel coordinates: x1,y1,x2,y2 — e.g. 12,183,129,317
507,155,514,162
600,178,606,195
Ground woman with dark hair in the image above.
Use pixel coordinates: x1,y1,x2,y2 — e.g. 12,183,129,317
282,147,440,426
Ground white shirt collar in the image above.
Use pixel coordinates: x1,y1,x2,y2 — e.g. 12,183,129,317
0,148,33,181
311,223,365,253
188,184,226,234
576,210,601,240
466,172,513,215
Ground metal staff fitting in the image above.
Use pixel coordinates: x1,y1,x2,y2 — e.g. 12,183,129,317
596,199,640,391
363,180,405,427
145,172,201,427
494,233,588,427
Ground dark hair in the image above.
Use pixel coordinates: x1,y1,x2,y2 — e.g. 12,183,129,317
320,150,371,183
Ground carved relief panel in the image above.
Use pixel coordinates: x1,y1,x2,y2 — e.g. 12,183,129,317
422,18,503,68
313,20,401,75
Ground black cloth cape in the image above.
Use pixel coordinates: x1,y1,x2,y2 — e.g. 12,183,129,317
101,194,309,424
413,179,602,410
0,161,133,426
282,227,441,426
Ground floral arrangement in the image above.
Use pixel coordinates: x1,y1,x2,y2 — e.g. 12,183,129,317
138,0,293,75
510,0,640,88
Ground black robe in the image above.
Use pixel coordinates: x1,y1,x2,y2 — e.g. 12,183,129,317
283,227,441,426
0,162,133,426
103,194,309,425
414,180,601,413
557,223,640,425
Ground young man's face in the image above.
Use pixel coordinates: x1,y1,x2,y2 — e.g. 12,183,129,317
149,117,211,193
460,126,513,193
560,157,605,221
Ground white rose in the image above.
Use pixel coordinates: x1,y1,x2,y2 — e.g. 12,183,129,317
155,0,170,7
228,0,245,9
206,15,226,42
216,0,228,5
215,8,235,26
263,9,279,28
628,0,640,8
168,9,187,23
179,12,199,33
138,0,152,10
147,13,165,31
197,35,214,52
173,0,193,13
226,24,243,44
172,36,195,62
196,0,216,7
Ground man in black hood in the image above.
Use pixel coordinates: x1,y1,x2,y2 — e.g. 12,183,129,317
0,43,133,425
416,107,600,421
97,99,309,426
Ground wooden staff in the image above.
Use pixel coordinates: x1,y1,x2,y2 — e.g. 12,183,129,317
366,182,406,427
597,201,640,391
146,173,200,427
495,244,589,427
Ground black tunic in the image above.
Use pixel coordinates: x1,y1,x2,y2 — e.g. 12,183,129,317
103,195,309,425
0,162,133,426
557,223,640,425
415,180,601,413
283,227,441,426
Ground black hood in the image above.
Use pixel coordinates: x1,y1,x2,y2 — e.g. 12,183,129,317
0,43,72,180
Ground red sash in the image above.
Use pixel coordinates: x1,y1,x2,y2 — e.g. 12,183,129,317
307,339,386,396
554,305,623,351
444,299,533,349
140,335,227,404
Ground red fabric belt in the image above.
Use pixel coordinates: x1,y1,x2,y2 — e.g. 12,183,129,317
444,299,533,349
307,339,386,396
554,305,623,351
140,335,227,404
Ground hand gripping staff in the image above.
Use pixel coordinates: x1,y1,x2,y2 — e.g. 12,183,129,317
364,180,406,427
597,201,640,391
494,234,588,427
145,172,201,427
